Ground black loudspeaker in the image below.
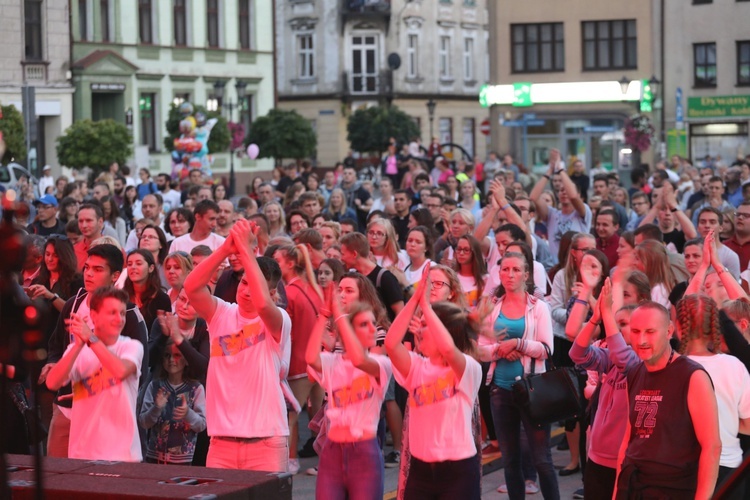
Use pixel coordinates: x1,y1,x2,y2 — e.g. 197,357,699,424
6,455,293,500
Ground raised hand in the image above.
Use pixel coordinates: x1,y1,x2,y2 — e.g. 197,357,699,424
155,388,169,409
580,260,602,291
157,310,172,338
69,313,91,346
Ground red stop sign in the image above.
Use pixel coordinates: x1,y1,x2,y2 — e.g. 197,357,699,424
480,119,491,136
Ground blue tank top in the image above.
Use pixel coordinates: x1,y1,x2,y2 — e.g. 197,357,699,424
492,311,525,390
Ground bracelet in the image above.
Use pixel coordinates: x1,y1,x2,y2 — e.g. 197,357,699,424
542,174,551,181
555,169,564,175
334,314,348,323
574,298,589,306
500,203,511,211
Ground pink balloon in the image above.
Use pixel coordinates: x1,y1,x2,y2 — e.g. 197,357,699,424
246,143,259,160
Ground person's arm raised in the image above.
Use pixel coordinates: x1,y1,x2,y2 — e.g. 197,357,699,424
385,263,430,379
663,183,697,239
183,235,235,323
232,219,284,342
419,277,467,379
707,230,748,301
558,169,587,218
489,179,532,246
529,160,554,223
332,287,383,380
685,235,712,296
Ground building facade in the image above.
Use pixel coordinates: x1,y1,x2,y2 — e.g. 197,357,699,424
0,0,75,175
275,0,491,168
662,0,750,164
485,0,658,175
70,0,275,188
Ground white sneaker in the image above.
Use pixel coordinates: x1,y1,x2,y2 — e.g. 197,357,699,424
305,466,318,476
288,458,300,475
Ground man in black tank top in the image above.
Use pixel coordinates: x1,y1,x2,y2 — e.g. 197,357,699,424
614,302,721,500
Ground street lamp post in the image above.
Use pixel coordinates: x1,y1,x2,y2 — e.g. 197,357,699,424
213,79,247,197
426,99,437,140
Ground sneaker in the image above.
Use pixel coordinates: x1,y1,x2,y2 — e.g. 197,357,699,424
497,484,508,493
573,487,584,499
384,451,401,468
305,466,318,476
482,443,500,455
288,458,300,475
298,437,318,458
525,480,540,494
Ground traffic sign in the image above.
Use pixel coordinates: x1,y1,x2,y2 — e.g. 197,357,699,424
480,119,491,136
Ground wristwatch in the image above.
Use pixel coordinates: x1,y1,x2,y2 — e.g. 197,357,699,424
87,334,99,347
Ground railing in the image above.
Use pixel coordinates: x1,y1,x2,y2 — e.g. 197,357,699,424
22,63,47,83
342,69,392,97
343,0,391,14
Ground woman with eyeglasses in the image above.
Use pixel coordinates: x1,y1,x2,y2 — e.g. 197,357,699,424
139,224,170,288
124,249,171,333
452,235,487,310
481,251,559,500
367,219,407,270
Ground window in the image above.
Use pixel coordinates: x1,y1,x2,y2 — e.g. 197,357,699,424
174,0,187,46
139,0,153,44
240,95,254,137
463,37,474,81
694,42,717,87
462,118,475,157
298,34,314,78
511,23,564,73
139,93,157,151
407,34,419,78
24,0,43,61
738,41,750,85
351,35,378,92
78,0,88,40
100,0,110,41
439,118,453,144
172,93,190,107
582,20,636,70
439,36,452,79
207,0,219,48
239,0,252,49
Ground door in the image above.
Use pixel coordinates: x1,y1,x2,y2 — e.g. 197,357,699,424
351,35,378,94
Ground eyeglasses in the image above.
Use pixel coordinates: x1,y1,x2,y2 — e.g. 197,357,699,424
432,280,450,290
736,212,750,219
572,246,594,252
367,231,386,238
141,234,159,241
455,247,472,254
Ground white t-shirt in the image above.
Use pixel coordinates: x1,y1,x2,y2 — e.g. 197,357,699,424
687,353,750,468
206,298,291,438
546,205,593,257
308,352,392,440
374,250,409,271
160,189,182,213
169,232,226,255
650,284,671,309
402,258,433,286
457,273,484,309
393,351,481,462
67,336,143,462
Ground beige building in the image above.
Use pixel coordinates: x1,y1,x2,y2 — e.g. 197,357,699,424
485,0,658,175
275,0,491,168
662,0,750,164
0,0,74,174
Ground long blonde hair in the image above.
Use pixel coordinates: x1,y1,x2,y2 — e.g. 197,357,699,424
635,240,676,293
367,218,400,264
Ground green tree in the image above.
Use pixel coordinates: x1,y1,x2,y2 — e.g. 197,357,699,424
347,105,419,155
245,108,316,164
56,119,132,175
0,104,27,163
163,103,230,154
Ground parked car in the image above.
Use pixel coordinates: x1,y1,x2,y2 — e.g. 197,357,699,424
0,163,39,195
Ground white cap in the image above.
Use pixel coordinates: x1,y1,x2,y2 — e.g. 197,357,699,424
42,165,51,171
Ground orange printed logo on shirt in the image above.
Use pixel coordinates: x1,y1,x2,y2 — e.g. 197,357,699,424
330,375,375,409
72,366,120,401
210,321,266,357
410,371,458,407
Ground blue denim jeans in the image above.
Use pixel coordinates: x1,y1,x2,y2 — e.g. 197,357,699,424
490,385,560,500
316,438,384,500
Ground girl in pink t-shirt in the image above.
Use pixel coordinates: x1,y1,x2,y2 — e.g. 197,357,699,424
386,264,482,499
306,286,392,500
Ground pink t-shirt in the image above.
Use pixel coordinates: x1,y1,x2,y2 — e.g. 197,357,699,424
309,353,392,440
206,298,291,438
393,352,481,462
67,336,143,462
385,155,398,175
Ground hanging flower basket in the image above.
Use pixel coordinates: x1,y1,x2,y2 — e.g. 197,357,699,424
624,114,655,152
227,122,246,151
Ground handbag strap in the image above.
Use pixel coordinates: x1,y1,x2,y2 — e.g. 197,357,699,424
529,343,554,376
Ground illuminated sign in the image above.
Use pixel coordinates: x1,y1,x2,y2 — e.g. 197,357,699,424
479,80,642,107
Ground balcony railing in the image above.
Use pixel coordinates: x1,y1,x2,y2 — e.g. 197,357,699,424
342,69,392,97
342,0,391,19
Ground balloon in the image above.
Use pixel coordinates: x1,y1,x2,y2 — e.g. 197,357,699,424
247,143,259,160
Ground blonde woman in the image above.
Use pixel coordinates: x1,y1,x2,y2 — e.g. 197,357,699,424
263,200,286,238
319,221,341,252
163,251,194,304
324,188,357,223
367,218,407,269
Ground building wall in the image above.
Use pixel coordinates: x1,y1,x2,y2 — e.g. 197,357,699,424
0,0,74,174
71,0,276,189
276,0,490,168
662,0,750,162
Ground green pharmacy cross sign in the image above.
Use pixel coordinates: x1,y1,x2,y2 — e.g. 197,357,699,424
513,83,533,107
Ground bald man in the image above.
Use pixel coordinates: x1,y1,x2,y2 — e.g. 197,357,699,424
614,302,720,499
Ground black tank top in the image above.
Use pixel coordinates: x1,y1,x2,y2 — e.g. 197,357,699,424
624,355,707,484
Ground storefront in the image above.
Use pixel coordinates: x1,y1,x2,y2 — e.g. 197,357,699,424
480,80,649,176
685,95,750,163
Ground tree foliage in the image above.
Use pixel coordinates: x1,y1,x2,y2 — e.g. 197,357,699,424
245,108,316,163
347,105,420,155
0,104,27,163
163,103,230,154
56,119,132,174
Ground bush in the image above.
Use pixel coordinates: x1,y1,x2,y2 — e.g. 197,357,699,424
56,119,132,175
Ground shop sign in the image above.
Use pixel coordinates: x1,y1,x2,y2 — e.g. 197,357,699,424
687,95,750,119
666,129,687,158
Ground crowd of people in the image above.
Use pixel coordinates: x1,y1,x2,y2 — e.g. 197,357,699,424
3,147,750,500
